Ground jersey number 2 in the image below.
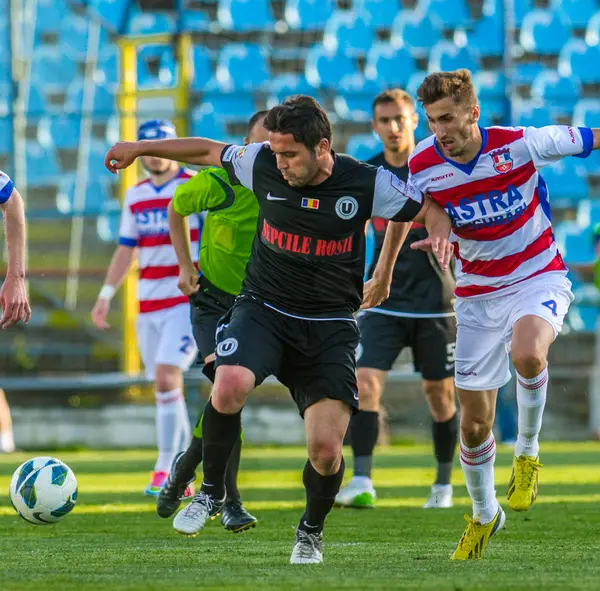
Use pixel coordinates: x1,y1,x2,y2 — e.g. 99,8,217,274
542,300,558,317
179,336,193,354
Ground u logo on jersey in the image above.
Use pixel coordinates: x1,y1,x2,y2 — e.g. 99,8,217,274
490,148,513,174
335,196,359,220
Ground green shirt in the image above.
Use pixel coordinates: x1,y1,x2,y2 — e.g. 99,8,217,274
172,167,259,296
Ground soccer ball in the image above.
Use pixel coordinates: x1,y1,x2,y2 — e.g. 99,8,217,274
9,456,78,525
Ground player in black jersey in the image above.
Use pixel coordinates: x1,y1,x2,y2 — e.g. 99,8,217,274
336,90,458,511
105,96,453,565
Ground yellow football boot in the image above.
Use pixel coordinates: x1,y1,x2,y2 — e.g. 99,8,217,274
451,507,506,560
507,455,542,512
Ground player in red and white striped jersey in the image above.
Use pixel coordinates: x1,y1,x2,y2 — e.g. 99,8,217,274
372,70,600,559
91,120,200,497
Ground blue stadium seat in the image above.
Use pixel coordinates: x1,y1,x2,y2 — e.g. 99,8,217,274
37,115,81,151
65,82,116,116
267,73,313,104
305,46,358,89
577,198,600,227
569,305,598,332
27,84,48,118
203,92,256,123
137,45,177,89
35,0,68,35
564,231,596,264
390,12,442,58
511,101,552,127
88,0,130,33
0,82,11,117
552,0,598,29
216,44,270,92
473,71,506,99
285,0,334,31
577,149,600,178
520,9,572,55
31,48,79,91
323,11,375,58
0,56,10,84
465,16,504,57
95,48,119,87
514,63,544,87
559,40,600,85
127,11,176,35
87,140,115,182
96,200,122,243
406,71,428,98
354,0,401,29
418,0,472,30
190,107,227,138
573,99,600,128
59,15,88,61
25,142,60,187
364,44,417,88
182,9,211,32
587,11,600,45
56,175,112,215
0,119,11,155
531,70,581,103
189,46,215,91
428,42,479,73
478,99,507,126
345,134,383,161
541,160,589,207
334,94,372,123
218,0,275,31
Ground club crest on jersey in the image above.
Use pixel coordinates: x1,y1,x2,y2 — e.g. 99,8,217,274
490,148,513,174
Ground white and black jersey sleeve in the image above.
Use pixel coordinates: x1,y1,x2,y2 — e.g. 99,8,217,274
371,167,423,221
220,142,267,191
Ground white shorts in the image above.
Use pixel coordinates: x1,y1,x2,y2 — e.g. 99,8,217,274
135,304,198,380
454,273,574,391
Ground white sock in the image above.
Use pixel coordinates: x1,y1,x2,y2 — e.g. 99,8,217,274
154,388,189,473
176,394,191,452
515,365,548,458
460,433,499,524
1,430,15,453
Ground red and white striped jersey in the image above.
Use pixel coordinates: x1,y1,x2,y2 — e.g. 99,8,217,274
0,170,14,204
409,125,594,299
118,168,201,314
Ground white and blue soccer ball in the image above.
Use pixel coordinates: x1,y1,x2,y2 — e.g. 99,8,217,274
9,457,78,525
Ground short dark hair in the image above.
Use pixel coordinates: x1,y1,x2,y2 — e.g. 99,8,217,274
247,110,269,136
417,69,477,107
263,95,332,151
372,88,415,114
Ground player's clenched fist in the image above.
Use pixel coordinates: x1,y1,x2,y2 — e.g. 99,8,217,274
105,141,140,174
177,267,200,297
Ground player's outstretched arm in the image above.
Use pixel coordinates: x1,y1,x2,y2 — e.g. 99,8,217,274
168,201,198,297
361,221,411,310
411,197,454,271
104,137,227,173
0,186,31,329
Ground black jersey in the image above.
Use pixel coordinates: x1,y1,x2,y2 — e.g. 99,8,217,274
367,152,455,316
221,143,423,319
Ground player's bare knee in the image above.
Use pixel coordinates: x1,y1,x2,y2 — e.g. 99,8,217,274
460,417,493,447
511,349,547,378
423,379,456,422
357,369,383,412
211,366,254,413
308,438,342,475
154,364,182,392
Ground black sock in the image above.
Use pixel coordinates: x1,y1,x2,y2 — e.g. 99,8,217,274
432,413,458,485
176,435,203,483
200,400,241,500
298,458,345,536
350,410,379,478
225,436,242,503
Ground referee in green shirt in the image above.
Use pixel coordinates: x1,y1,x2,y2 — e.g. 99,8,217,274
156,111,269,533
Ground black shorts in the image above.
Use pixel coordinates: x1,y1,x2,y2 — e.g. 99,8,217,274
356,312,457,381
214,296,360,417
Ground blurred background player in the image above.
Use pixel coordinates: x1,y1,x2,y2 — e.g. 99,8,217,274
157,110,269,533
336,89,458,510
0,170,30,453
91,120,199,497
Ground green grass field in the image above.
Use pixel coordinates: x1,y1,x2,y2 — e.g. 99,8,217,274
1,443,600,590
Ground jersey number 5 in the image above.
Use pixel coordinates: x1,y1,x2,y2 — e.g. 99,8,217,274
541,300,558,317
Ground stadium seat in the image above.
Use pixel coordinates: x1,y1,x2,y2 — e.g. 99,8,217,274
190,106,227,138
586,11,600,46
334,94,372,123
520,9,572,55
514,62,544,86
34,0,68,35
478,99,507,126
31,47,79,92
25,142,60,187
137,45,177,89
0,119,11,155
27,84,49,118
96,200,122,243
323,11,375,58
37,115,81,151
0,82,11,118
267,73,313,104
88,0,131,34
573,99,600,128
65,82,116,116
465,16,504,57
127,11,177,35
218,0,275,31
354,0,401,29
569,305,598,332
189,46,215,91
345,134,383,161
531,70,581,104
305,45,358,89
216,44,270,92
203,92,256,122
577,148,600,178
552,0,598,29
511,101,552,127
563,230,596,264
86,140,116,182
541,160,589,207
95,48,119,87
577,198,600,227
558,40,600,85
285,0,335,31
56,174,112,215
418,0,472,30
473,71,506,99
181,9,211,32
364,44,417,88
428,42,479,74
390,12,442,58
